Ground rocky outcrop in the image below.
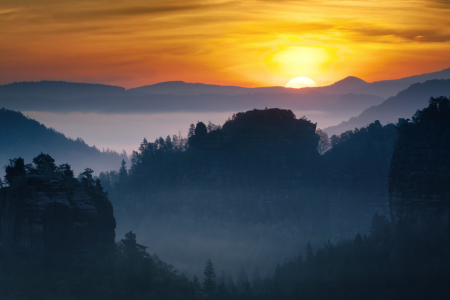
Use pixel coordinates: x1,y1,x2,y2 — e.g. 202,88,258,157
321,121,398,236
389,97,450,229
0,174,116,256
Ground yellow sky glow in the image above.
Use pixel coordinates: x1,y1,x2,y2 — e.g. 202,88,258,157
1,0,449,88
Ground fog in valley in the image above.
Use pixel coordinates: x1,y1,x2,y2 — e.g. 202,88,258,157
3,0,450,296
10,107,381,278
2,75,450,299
23,110,352,156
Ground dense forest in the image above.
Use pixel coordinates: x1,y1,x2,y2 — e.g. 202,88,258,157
98,108,399,275
0,108,128,175
1,212,448,299
1,98,450,299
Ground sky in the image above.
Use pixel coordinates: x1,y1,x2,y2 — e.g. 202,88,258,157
1,0,450,88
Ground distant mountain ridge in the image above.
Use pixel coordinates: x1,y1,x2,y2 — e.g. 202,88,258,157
0,81,126,99
0,90,385,116
317,76,369,94
129,81,253,96
129,67,450,98
2,67,449,100
353,68,450,98
129,77,371,96
0,108,127,175
324,79,450,136
1,67,449,131
0,79,386,117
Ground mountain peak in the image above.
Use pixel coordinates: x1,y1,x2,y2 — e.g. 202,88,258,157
129,81,250,96
319,76,368,94
333,76,368,85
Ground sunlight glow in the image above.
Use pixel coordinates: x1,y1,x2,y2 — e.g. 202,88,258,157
285,77,316,89
1,0,449,87
271,46,329,80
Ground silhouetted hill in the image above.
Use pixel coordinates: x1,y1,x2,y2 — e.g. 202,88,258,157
324,79,450,136
318,76,369,94
127,108,322,194
0,90,384,117
129,81,254,96
325,121,398,193
270,100,450,300
130,80,337,96
0,108,127,174
389,96,450,230
101,108,402,275
2,68,449,130
131,77,369,96
129,68,450,99
0,157,198,299
354,68,450,98
0,154,115,256
0,81,126,99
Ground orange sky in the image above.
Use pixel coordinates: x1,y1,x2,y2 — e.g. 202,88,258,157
1,0,450,88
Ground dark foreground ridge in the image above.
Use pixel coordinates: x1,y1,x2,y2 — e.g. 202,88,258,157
1,100,450,299
0,154,202,300
389,96,450,229
0,154,116,257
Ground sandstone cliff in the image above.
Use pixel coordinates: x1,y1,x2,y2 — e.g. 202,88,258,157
0,157,116,257
389,97,450,229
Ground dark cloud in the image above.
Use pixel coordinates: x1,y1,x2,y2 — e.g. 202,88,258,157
425,0,450,8
431,0,450,4
341,24,450,43
59,1,239,21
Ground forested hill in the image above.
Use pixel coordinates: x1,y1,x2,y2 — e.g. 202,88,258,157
100,109,325,275
124,108,322,197
100,108,399,275
1,101,450,300
0,108,127,175
325,121,398,194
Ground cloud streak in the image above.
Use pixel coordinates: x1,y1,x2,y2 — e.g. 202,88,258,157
57,1,240,21
0,0,449,88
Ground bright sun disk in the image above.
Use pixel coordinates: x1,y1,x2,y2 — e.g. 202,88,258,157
285,77,316,89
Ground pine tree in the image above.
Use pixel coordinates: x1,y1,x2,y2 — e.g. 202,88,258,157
203,259,217,295
195,122,208,137
32,153,56,174
118,231,149,260
57,163,74,179
330,134,340,147
165,135,173,151
354,232,363,245
81,168,95,186
119,159,127,182
4,157,26,185
188,124,195,137
139,138,149,154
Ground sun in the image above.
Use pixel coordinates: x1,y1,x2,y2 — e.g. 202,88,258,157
285,77,316,89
